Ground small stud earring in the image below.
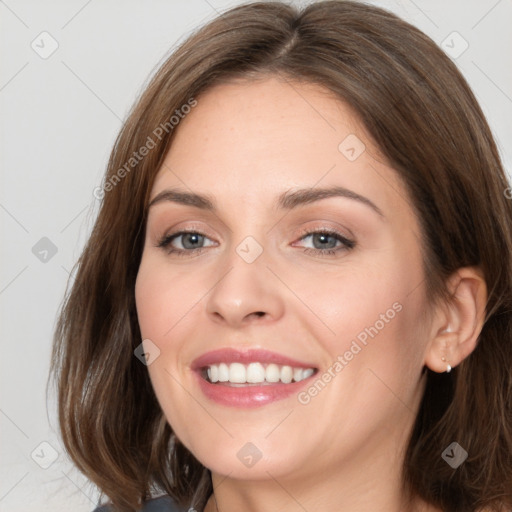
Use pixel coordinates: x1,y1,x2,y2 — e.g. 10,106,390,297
441,356,451,372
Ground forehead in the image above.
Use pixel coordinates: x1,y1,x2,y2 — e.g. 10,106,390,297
150,77,413,226
164,77,371,166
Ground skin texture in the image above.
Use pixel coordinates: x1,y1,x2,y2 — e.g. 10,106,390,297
135,77,486,512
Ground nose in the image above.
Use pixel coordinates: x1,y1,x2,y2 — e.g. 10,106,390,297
205,248,285,328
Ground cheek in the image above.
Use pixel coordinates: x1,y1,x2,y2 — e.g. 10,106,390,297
301,245,428,377
134,258,199,433
134,256,208,401
300,257,413,336
135,256,202,340
293,269,428,446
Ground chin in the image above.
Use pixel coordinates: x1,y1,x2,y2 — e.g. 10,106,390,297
184,436,302,479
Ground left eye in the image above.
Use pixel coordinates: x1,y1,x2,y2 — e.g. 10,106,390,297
294,230,355,254
299,232,342,250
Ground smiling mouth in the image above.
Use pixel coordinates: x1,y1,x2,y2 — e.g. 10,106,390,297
200,362,318,386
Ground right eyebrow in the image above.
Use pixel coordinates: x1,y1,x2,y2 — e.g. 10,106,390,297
148,189,215,211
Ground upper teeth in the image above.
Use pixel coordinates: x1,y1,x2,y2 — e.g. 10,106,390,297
206,362,315,384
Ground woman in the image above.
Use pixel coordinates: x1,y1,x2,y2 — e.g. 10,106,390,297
49,1,512,511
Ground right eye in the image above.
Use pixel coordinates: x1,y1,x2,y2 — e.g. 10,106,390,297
156,230,217,256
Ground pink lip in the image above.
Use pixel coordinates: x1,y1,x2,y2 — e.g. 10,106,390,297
191,348,318,408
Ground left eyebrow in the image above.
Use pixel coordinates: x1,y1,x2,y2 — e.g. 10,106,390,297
148,185,385,219
276,186,385,219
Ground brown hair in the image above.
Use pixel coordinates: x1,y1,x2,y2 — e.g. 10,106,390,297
48,1,512,511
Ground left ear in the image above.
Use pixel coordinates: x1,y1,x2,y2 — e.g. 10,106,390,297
424,266,487,373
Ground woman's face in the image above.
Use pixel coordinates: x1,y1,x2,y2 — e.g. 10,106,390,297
135,77,433,481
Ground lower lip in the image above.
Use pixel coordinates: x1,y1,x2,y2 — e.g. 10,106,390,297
194,371,316,408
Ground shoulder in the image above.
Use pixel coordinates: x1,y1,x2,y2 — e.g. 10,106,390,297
92,495,189,512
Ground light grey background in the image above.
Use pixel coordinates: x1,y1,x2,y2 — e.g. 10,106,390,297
1,0,511,510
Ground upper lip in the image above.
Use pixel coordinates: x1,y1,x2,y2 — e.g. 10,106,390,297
191,348,317,371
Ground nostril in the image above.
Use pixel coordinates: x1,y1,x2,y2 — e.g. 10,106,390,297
247,311,266,319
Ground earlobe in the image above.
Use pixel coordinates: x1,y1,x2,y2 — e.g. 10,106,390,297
423,266,487,373
425,331,457,373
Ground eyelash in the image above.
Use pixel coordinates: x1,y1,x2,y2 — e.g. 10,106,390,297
155,228,356,258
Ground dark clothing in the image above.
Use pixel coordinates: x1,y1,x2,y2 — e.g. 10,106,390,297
92,495,187,512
